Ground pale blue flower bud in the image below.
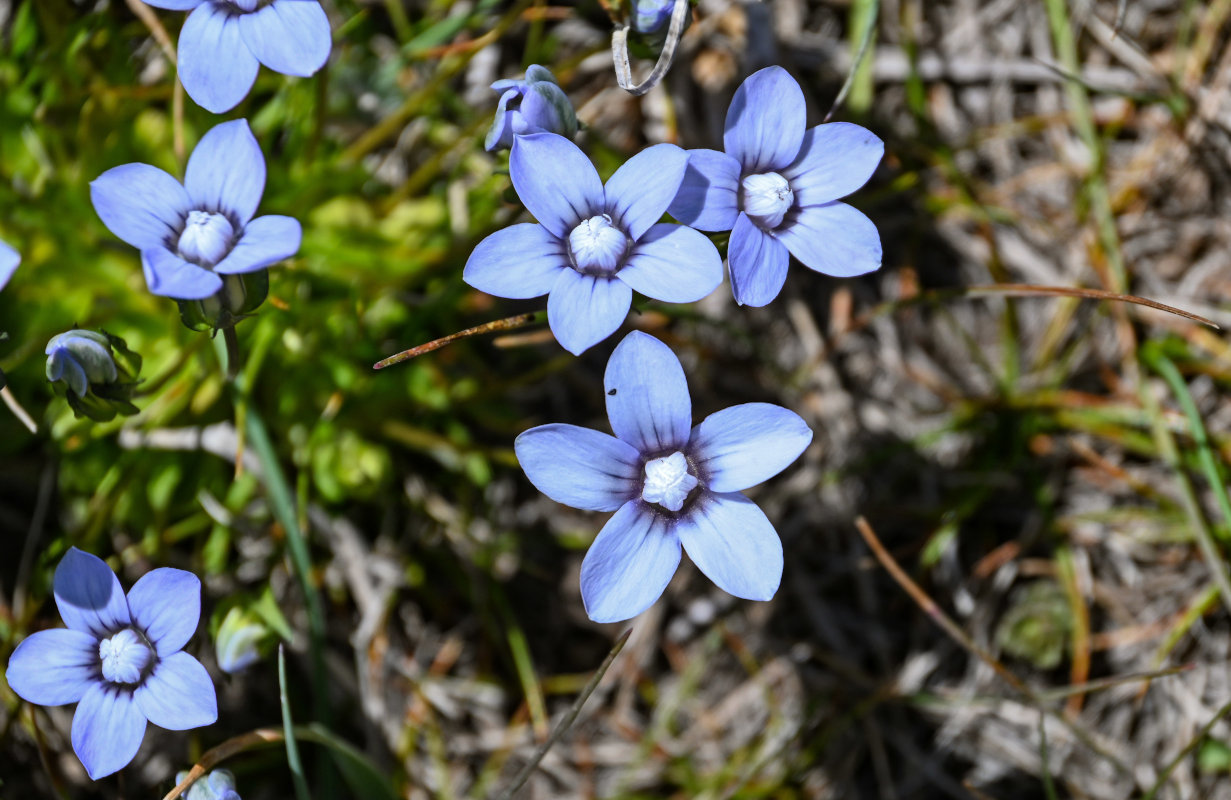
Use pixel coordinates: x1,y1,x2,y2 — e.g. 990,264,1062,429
177,768,242,800
486,65,578,152
45,330,119,398
215,606,267,674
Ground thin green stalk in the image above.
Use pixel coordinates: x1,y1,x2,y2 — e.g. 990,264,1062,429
279,646,312,800
1137,355,1231,618
493,629,631,800
1148,351,1231,540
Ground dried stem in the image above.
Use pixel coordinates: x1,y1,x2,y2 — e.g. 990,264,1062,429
611,0,689,96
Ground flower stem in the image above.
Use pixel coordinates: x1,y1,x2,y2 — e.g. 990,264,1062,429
610,0,688,96
373,311,544,369
492,628,632,800
222,326,242,381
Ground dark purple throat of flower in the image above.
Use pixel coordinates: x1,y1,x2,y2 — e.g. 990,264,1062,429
98,626,158,686
740,171,794,231
567,213,632,277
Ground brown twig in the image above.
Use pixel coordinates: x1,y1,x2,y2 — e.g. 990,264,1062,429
373,312,541,369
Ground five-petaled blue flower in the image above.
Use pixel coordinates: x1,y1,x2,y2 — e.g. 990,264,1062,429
91,119,301,301
5,548,217,780
0,239,18,290
669,66,884,307
515,331,813,622
143,0,332,114
486,65,578,152
464,133,723,355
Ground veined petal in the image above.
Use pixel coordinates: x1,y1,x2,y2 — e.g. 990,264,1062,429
5,629,98,706
47,348,90,398
603,330,691,454
784,122,883,207
580,501,681,623
667,149,740,232
603,143,688,241
688,403,812,492
71,684,147,780
775,202,882,278
185,119,266,226
238,0,331,78
510,133,603,239
90,164,190,250
141,248,224,300
676,492,783,601
514,424,641,511
179,2,260,114
214,215,301,274
54,548,131,638
0,239,17,290
728,213,788,307
134,652,218,731
546,270,631,355
126,568,200,657
463,223,566,299
724,66,806,173
618,223,722,303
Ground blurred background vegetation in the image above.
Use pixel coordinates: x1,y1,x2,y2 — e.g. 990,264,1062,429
2,0,1231,798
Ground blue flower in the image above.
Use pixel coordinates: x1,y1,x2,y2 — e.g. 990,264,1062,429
464,134,723,355
0,239,18,290
486,65,578,152
668,66,884,307
91,119,301,301
45,331,118,398
5,548,217,779
178,767,242,800
143,0,331,114
631,0,684,34
514,331,813,622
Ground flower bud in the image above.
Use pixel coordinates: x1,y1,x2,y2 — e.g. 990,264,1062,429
176,269,269,333
177,768,242,800
485,65,578,152
215,606,268,674
44,329,143,421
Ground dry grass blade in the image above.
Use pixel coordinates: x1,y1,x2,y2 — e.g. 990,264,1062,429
374,313,541,369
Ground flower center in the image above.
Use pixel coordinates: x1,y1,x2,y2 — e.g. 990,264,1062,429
98,628,153,685
178,210,235,267
227,0,262,11
568,214,630,276
740,172,793,230
641,451,699,512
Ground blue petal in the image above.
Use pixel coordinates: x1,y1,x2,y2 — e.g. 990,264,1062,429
728,213,788,307
134,651,218,731
90,164,191,250
580,501,681,623
618,223,722,303
238,0,331,77
519,82,574,137
775,202,882,278
603,331,692,454
676,492,782,601
141,247,224,299
126,568,200,657
214,215,301,274
5,629,98,706
141,0,203,7
0,240,19,290
71,683,147,780
666,149,740,232
546,269,631,355
514,424,641,511
510,133,603,239
47,348,90,397
783,122,883,207
485,89,519,152
185,119,266,227
603,143,689,241
688,403,812,492
179,2,260,114
724,66,806,173
463,223,566,299
54,548,131,638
